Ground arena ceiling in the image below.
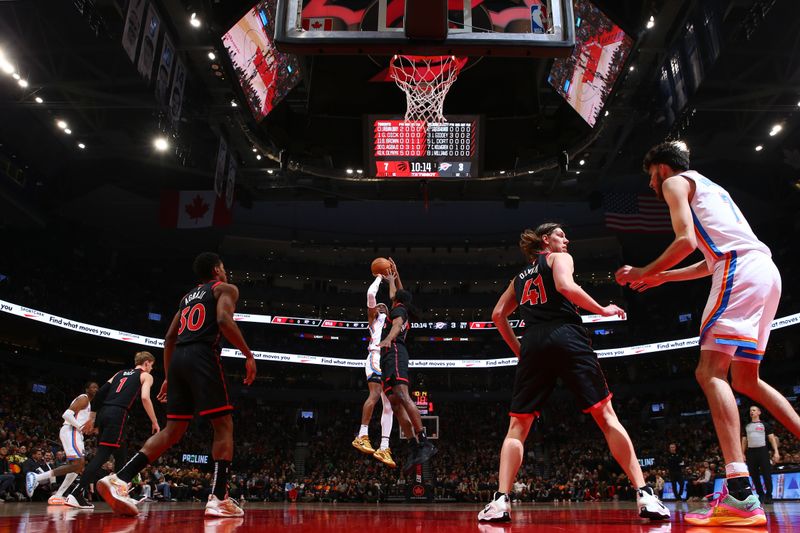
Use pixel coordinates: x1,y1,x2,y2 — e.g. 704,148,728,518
0,0,798,241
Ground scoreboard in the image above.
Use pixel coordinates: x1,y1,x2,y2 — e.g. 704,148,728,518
366,115,481,178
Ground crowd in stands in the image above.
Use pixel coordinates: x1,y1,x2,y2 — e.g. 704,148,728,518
2,362,799,505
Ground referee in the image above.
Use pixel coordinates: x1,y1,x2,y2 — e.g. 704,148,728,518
742,405,779,504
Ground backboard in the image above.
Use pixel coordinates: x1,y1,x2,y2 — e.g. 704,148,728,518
274,0,575,57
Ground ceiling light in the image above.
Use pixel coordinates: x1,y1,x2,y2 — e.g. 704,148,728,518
56,120,68,129
153,137,169,151
629,66,635,72
12,73,20,80
230,100,238,107
646,16,655,29
267,169,274,174
190,12,201,28
356,169,363,174
64,128,72,135
207,51,216,60
256,154,262,160
346,168,353,174
604,110,610,117
579,159,585,166
769,124,782,136
0,59,13,75
17,79,28,88
34,96,43,103
755,145,763,152
252,148,257,152
78,143,86,149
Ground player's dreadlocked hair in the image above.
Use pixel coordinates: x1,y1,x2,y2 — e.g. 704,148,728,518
519,222,563,261
193,252,222,281
642,140,690,172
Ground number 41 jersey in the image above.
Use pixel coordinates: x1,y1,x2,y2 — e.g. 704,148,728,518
176,281,222,346
514,253,582,327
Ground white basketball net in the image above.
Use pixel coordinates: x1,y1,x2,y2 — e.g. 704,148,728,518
390,55,462,127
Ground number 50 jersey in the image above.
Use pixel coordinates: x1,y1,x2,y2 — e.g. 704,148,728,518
176,281,222,346
514,253,582,328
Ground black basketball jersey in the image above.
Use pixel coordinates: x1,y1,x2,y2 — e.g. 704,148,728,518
104,368,143,411
388,304,410,345
176,281,221,346
514,252,581,327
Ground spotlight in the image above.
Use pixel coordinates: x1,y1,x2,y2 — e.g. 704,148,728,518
18,79,28,88
346,168,354,174
207,51,216,60
12,73,19,80
755,145,763,152
0,56,13,75
56,120,68,129
499,170,506,175
78,143,86,149
64,128,72,135
256,154,262,160
629,66,635,72
252,147,257,152
604,110,610,117
356,169,363,174
230,100,238,107
34,96,43,103
646,16,655,29
579,159,586,166
769,124,782,136
153,137,169,151
190,12,201,28
267,169,274,174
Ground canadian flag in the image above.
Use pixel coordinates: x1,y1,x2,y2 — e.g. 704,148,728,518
302,18,333,31
159,190,232,229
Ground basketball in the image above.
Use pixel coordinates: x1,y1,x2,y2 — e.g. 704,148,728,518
371,257,391,276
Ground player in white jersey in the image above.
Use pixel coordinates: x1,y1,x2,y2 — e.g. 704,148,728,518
351,270,396,467
616,141,800,526
26,382,99,504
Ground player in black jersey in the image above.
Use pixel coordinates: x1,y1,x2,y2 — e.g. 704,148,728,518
98,252,257,517
478,223,670,523
378,260,437,473
63,351,159,509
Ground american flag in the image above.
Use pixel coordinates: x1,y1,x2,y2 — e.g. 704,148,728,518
602,193,672,233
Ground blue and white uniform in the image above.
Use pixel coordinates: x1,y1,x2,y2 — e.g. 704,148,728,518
59,394,91,459
681,171,781,362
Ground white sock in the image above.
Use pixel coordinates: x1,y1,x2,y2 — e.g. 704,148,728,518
380,392,393,446
35,471,53,484
358,424,369,437
54,472,78,497
725,462,749,478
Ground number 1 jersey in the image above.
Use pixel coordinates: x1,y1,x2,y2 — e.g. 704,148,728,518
176,281,222,346
514,253,581,327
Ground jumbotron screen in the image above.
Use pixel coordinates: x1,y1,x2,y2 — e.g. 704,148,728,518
366,115,481,178
546,0,633,127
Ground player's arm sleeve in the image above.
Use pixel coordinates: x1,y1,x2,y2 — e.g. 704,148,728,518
367,275,381,308
92,381,112,412
62,409,81,428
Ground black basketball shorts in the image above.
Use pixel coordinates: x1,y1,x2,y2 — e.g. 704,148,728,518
510,323,611,418
96,405,129,448
380,342,410,395
166,343,233,420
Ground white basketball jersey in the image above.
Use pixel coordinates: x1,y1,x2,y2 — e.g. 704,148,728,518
680,171,770,266
63,394,91,427
368,312,387,352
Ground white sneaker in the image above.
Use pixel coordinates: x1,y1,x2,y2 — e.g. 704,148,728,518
205,494,244,517
478,492,511,522
25,472,39,498
637,488,671,520
64,493,94,510
97,474,139,516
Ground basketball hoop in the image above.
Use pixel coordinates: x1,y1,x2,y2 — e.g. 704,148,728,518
389,55,463,126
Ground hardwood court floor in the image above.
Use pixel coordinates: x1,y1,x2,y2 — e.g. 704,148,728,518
1,501,797,532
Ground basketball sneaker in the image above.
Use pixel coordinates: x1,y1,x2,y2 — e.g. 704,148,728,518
64,492,94,510
478,492,511,522
352,435,376,454
205,494,245,517
636,487,670,520
48,495,65,505
373,447,396,468
25,472,39,498
97,474,139,516
685,485,766,526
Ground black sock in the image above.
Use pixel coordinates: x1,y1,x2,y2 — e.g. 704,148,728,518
116,452,150,483
494,491,507,500
72,445,114,496
638,485,654,496
727,476,753,500
211,460,230,500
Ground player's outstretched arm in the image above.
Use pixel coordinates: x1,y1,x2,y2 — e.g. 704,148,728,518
140,372,160,434
216,283,257,385
492,281,520,357
388,258,403,290
367,275,382,321
629,260,711,292
553,254,625,318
